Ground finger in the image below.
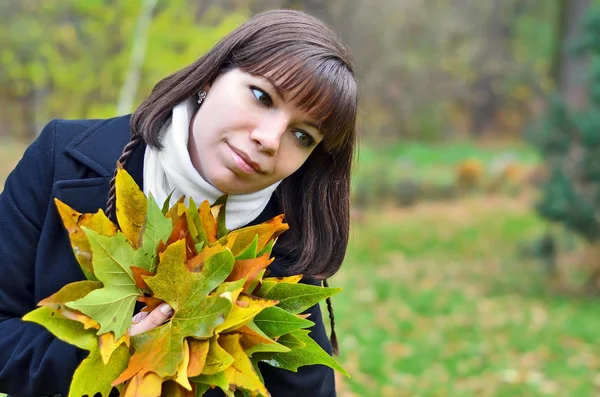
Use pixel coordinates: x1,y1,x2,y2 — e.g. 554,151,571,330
130,303,173,336
132,311,149,324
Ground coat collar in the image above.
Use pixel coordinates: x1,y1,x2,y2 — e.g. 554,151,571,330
64,115,134,177
63,115,146,187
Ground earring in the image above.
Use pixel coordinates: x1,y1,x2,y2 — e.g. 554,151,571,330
197,91,207,105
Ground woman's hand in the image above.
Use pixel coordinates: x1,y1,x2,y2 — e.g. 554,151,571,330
130,303,173,336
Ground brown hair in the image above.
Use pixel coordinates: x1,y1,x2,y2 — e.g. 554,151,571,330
126,9,357,353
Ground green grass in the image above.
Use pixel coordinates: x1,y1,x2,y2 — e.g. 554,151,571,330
353,140,540,186
332,196,600,396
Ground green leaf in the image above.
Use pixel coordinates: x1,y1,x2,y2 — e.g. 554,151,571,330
213,195,230,239
135,193,172,273
66,228,141,338
161,190,175,214
22,306,97,351
258,330,350,377
256,281,341,314
70,343,130,397
192,371,234,397
236,234,258,260
256,240,275,257
212,278,246,296
253,306,314,338
188,197,209,247
244,339,290,357
201,336,235,376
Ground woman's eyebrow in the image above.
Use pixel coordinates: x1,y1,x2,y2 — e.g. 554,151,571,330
259,75,323,135
261,76,285,101
304,120,323,135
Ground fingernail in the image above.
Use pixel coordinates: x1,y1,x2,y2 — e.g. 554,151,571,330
159,303,173,315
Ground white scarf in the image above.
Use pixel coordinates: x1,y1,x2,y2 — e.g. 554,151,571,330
143,98,281,230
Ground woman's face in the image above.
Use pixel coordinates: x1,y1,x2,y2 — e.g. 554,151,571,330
188,68,323,194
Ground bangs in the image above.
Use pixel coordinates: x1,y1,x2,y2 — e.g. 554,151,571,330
241,52,357,152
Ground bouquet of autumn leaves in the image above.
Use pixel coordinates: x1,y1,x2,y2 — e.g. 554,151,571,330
22,165,348,397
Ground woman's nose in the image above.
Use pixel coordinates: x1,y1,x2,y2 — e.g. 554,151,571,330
250,114,289,155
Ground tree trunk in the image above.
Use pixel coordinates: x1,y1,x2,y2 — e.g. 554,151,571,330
552,0,590,107
117,0,158,116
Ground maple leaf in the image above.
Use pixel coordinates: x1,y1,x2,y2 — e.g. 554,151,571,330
114,240,234,383
66,228,142,338
132,192,172,273
226,254,274,293
115,164,147,249
187,339,210,377
200,335,235,376
253,306,314,339
238,322,291,357
37,280,103,330
215,293,279,334
220,334,269,397
145,239,236,311
256,278,341,314
191,371,234,397
255,330,350,378
54,199,116,280
23,306,130,397
222,215,289,257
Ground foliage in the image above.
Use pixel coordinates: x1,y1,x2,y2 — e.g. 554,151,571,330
22,166,347,397
527,6,600,243
0,1,247,137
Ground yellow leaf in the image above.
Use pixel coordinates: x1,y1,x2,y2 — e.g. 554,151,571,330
116,164,147,249
215,293,278,334
99,331,130,365
225,215,289,256
54,199,116,277
121,372,163,397
37,280,102,330
172,338,192,390
202,335,234,375
219,334,268,397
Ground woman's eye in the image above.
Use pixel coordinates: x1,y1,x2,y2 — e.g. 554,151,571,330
293,130,315,148
251,87,273,107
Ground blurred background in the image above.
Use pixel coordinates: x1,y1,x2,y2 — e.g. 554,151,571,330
2,0,600,396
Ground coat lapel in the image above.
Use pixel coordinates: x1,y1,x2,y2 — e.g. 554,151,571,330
63,115,145,189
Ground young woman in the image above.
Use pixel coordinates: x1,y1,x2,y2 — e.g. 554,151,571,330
0,9,357,397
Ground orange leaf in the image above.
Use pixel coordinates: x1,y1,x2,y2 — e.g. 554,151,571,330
199,200,218,244
187,339,210,377
226,254,274,292
226,215,289,256
137,296,163,313
187,243,227,272
131,266,154,290
237,324,276,350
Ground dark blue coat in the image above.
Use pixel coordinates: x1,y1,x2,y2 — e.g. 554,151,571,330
0,116,335,397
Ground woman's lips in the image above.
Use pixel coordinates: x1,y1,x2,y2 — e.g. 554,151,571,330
229,145,260,175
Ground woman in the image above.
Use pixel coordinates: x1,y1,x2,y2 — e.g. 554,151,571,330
0,8,357,397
